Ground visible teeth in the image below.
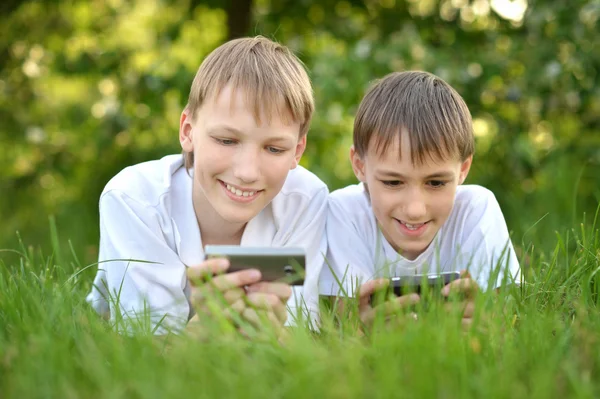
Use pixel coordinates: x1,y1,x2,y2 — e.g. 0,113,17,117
403,222,422,230
225,183,255,197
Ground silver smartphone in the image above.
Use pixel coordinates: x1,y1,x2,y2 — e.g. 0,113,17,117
203,245,306,285
390,271,462,295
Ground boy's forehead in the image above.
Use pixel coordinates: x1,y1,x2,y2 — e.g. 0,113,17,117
205,84,296,126
367,133,460,170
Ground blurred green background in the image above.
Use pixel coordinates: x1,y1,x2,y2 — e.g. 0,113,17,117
1,0,599,265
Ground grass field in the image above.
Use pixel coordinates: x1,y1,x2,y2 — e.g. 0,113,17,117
1,215,600,399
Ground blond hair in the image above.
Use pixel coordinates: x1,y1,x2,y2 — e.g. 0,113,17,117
354,71,474,164
183,36,314,169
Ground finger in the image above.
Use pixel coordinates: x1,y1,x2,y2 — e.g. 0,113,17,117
187,258,230,282
395,293,421,308
245,292,288,323
442,277,479,298
191,284,245,309
360,307,377,326
246,282,292,302
246,292,284,315
362,294,419,325
210,269,262,291
462,317,474,331
223,287,246,305
358,279,390,308
230,298,247,315
444,300,475,318
253,294,288,324
385,311,419,326
265,310,285,332
378,294,420,316
242,308,284,333
241,307,261,329
190,284,216,309
462,301,476,318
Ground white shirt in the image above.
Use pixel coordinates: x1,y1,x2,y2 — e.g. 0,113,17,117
319,183,521,296
86,154,328,334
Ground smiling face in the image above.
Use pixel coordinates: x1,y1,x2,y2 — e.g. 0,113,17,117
351,133,472,260
180,84,306,228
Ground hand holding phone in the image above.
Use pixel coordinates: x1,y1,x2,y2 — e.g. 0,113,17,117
186,255,293,337
357,279,420,331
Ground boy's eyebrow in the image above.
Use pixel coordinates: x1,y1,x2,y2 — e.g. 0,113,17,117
207,124,296,142
206,125,245,136
376,170,455,179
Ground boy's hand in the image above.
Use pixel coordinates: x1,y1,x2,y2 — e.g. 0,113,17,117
185,258,291,338
441,270,479,330
358,279,420,331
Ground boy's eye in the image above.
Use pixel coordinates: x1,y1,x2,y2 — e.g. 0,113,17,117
428,180,447,188
266,146,285,154
214,138,237,146
381,180,402,187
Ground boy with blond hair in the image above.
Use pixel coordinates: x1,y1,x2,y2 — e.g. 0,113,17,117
320,71,521,328
87,36,327,335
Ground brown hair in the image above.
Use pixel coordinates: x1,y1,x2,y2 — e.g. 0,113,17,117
183,36,314,169
353,71,474,164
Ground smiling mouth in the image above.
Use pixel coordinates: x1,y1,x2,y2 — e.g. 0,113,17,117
395,219,430,231
218,180,262,198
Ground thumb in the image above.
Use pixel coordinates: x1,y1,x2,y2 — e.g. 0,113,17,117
358,278,389,309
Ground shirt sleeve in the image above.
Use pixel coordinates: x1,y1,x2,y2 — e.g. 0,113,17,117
455,191,522,291
279,186,328,325
319,196,374,298
86,190,190,335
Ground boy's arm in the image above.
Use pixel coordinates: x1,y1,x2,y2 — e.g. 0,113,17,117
87,190,190,335
319,196,373,298
456,190,521,291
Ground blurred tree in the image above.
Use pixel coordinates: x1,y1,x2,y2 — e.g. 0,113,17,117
190,0,253,39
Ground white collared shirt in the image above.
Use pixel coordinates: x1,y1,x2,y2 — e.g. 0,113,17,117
86,154,328,334
319,183,522,296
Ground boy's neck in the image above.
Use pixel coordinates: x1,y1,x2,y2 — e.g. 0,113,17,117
192,184,246,246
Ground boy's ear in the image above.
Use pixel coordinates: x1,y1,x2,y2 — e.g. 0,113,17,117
290,135,307,170
458,155,473,184
350,146,366,182
179,108,194,152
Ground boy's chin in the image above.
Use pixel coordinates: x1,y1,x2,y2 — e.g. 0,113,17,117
218,208,261,224
392,237,435,259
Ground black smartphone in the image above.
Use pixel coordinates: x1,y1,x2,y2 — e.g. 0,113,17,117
203,245,306,285
371,271,462,305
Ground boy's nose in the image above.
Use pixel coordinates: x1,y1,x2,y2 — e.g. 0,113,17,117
233,147,260,183
404,198,427,221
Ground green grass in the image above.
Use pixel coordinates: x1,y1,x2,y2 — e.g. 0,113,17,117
1,220,600,399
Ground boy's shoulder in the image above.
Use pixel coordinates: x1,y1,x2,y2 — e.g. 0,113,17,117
278,165,328,199
101,154,185,206
450,184,505,229
455,184,497,208
329,183,371,208
328,183,372,215
264,165,328,225
326,183,378,238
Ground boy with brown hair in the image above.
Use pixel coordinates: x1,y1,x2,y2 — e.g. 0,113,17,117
320,71,521,328
87,36,328,336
